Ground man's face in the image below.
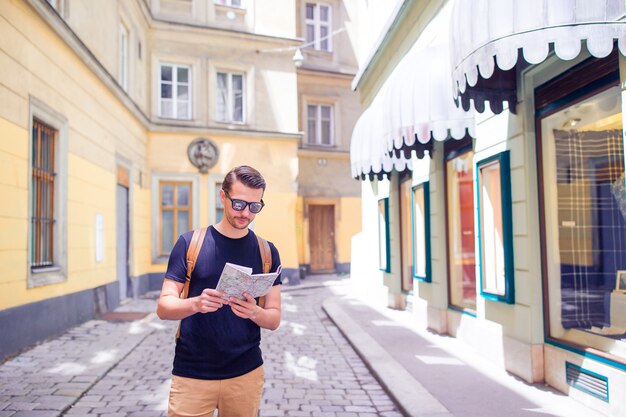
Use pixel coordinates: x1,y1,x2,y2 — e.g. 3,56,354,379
221,180,264,230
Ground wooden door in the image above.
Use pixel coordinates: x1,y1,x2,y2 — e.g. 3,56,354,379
309,205,335,272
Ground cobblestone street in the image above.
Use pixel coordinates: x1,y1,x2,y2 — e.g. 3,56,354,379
0,277,402,417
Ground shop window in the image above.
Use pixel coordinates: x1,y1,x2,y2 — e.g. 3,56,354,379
476,152,514,303
445,139,476,312
400,175,413,292
159,64,191,120
536,51,626,359
413,182,431,282
378,198,390,272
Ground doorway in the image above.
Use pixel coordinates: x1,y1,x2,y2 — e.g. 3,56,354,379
116,172,129,300
309,204,335,273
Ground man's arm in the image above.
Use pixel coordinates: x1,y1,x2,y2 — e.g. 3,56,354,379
229,285,281,330
156,278,229,320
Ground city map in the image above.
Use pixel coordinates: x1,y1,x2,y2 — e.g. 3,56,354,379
215,262,281,301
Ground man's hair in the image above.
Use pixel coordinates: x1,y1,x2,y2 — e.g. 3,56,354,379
222,165,266,193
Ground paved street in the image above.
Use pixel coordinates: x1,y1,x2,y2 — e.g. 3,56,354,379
0,276,401,417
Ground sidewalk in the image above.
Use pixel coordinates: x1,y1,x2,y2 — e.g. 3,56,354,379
322,281,607,417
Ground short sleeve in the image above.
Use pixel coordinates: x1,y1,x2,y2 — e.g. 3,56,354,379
269,242,282,286
164,235,188,283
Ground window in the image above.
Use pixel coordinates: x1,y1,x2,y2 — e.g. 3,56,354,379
537,52,626,358
215,181,224,223
412,182,431,282
119,23,129,92
159,64,191,119
446,141,476,312
378,198,390,272
216,72,244,123
400,175,413,292
305,3,331,51
215,0,242,7
307,104,333,146
476,152,514,303
159,181,192,255
31,119,56,270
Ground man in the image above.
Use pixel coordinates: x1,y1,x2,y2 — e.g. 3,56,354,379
157,165,282,417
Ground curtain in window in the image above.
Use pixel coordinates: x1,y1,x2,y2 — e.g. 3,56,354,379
554,129,626,330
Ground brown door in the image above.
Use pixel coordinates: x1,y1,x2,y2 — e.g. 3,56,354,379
309,205,335,272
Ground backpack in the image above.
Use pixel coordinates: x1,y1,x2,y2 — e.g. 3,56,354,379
175,227,272,341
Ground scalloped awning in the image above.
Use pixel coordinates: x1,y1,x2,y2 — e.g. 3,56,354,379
450,0,626,114
351,4,475,180
350,83,412,180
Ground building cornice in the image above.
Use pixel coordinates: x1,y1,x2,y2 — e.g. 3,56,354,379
141,0,303,47
150,123,302,141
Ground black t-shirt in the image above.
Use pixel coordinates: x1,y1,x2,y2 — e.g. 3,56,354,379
164,226,282,380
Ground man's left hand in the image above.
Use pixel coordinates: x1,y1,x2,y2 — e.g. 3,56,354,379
229,292,260,320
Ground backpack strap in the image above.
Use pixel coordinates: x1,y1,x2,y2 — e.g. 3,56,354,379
176,227,207,341
256,235,272,308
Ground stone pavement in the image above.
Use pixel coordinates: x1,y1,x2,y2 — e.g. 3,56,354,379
0,275,401,417
0,274,608,417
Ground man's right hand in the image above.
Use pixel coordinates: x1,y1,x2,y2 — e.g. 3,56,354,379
193,288,229,313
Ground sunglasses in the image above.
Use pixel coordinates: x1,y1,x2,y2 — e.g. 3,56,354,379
223,190,265,214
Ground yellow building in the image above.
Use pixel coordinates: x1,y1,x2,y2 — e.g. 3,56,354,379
0,0,361,360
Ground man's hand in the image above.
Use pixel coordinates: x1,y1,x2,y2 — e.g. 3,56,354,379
194,288,230,313
229,292,259,320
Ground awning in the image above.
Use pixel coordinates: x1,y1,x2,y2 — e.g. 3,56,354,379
350,3,475,180
350,84,412,180
450,0,626,114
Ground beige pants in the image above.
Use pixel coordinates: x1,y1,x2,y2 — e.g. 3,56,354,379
168,366,264,417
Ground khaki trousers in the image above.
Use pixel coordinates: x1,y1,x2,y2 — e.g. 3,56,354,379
168,365,264,417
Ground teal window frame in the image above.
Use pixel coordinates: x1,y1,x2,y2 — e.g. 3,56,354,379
476,151,515,304
378,198,391,272
411,182,431,282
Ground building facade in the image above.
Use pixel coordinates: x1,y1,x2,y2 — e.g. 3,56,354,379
350,0,626,415
0,0,361,360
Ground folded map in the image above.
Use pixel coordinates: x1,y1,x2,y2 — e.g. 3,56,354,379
215,262,281,301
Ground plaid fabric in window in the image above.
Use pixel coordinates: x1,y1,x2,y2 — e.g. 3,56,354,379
554,129,626,330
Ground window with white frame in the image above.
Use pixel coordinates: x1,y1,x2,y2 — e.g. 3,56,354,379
216,72,244,123
305,3,331,51
159,64,191,119
215,181,224,223
215,0,243,7
119,23,129,92
307,104,333,146
28,97,69,288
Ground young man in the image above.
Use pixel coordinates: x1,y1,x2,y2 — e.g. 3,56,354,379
157,165,282,417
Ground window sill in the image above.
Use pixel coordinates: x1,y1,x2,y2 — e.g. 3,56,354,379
301,143,336,149
215,120,247,127
304,47,333,57
158,115,193,122
215,3,247,15
28,265,66,288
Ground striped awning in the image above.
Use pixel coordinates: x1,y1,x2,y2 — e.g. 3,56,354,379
450,0,626,113
350,2,474,180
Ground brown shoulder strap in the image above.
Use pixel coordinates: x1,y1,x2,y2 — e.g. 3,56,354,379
180,227,207,299
256,235,272,274
176,227,207,342
256,235,272,309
